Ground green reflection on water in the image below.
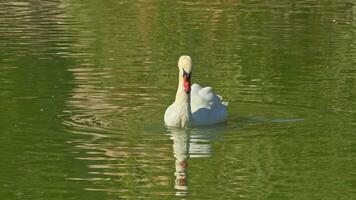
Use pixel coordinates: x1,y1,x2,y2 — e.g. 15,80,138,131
0,0,355,199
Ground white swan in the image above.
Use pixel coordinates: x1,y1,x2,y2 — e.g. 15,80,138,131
164,55,228,128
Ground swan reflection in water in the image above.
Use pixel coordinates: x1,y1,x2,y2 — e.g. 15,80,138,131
166,126,223,196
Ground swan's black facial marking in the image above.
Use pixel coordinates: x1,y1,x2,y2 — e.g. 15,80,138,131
182,69,191,94
182,69,191,81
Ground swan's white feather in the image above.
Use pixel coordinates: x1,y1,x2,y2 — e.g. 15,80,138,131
190,83,228,126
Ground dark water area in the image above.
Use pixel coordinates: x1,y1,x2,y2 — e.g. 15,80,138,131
0,1,356,199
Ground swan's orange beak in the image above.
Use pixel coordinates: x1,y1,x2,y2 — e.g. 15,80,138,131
183,71,191,94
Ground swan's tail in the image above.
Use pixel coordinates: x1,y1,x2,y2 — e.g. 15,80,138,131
217,94,229,107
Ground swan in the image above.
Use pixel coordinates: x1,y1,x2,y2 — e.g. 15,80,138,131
164,55,228,128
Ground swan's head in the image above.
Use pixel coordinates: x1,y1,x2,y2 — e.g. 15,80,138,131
178,55,192,94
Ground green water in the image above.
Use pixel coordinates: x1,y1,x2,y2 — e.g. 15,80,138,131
1,1,356,199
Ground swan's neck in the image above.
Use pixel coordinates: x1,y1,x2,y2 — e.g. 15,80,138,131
174,77,192,127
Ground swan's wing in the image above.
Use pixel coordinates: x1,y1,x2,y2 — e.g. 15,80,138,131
191,83,228,125
191,83,228,111
164,104,174,124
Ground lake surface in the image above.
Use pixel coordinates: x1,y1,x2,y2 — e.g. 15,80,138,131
1,1,356,199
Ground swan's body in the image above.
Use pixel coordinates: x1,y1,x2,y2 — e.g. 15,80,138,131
164,56,228,128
